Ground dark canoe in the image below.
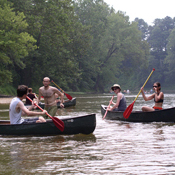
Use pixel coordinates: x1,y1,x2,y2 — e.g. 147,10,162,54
39,97,76,108
101,105,175,122
25,97,76,109
0,113,96,136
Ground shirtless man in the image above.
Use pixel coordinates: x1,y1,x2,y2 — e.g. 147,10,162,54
37,77,64,117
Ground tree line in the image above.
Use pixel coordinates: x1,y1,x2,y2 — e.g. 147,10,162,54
0,0,175,94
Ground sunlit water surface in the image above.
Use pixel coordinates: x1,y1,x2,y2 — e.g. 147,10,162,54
1,93,175,174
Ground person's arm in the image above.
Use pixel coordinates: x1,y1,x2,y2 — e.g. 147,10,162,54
37,88,42,105
54,88,64,108
141,87,154,101
109,93,122,111
155,91,164,102
18,101,47,116
34,93,38,99
111,101,115,105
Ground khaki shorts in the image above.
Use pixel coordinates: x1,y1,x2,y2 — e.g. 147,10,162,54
44,106,57,118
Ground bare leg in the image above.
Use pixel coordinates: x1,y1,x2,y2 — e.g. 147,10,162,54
142,106,155,112
36,116,46,123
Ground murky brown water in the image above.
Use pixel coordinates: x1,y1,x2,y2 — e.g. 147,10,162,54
1,93,175,174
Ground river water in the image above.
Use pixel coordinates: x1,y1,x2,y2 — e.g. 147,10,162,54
1,93,175,174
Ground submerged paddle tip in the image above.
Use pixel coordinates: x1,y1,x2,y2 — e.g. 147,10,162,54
123,112,130,119
123,101,135,119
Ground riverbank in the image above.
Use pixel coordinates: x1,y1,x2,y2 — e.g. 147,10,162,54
0,94,14,98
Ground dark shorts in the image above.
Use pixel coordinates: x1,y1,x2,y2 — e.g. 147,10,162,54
22,117,39,124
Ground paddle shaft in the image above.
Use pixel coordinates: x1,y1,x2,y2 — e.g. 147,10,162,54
26,96,64,131
103,95,114,119
123,68,155,119
51,80,72,100
133,68,155,102
26,96,50,117
51,81,63,92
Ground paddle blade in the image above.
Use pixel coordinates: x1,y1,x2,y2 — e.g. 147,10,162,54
26,96,65,132
52,116,64,132
65,93,72,100
123,101,135,119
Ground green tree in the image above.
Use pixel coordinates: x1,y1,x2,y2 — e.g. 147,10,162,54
8,0,92,91
73,0,113,91
73,0,150,92
147,16,175,84
134,18,149,40
164,28,175,86
0,0,36,85
96,12,150,91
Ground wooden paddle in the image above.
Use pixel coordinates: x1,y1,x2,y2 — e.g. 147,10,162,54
51,80,73,100
26,96,64,132
123,68,155,119
103,95,114,119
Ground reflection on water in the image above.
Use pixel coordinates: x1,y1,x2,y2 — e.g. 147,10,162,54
1,94,175,174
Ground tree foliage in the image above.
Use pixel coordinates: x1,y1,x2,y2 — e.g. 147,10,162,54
1,0,175,94
0,0,36,85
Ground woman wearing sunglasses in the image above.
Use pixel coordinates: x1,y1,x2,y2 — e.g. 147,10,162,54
107,84,127,111
141,82,164,111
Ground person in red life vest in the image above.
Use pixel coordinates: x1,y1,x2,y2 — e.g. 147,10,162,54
141,82,164,111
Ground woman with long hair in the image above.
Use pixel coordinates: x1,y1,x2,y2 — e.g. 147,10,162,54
141,82,164,111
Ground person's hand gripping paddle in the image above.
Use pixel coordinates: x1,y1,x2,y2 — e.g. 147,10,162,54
103,95,114,119
123,68,155,119
26,96,64,131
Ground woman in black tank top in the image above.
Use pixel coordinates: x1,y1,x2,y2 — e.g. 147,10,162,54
141,82,164,112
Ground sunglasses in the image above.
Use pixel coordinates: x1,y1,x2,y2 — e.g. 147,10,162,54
153,86,158,88
113,87,119,90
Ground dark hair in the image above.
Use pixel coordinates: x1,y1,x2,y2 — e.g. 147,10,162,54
28,88,32,93
154,82,161,90
17,85,28,97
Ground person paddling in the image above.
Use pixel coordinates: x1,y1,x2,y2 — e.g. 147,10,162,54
9,85,46,124
107,84,127,111
141,82,164,111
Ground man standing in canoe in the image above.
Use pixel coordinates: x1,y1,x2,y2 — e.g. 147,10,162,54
37,77,64,118
9,85,46,124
